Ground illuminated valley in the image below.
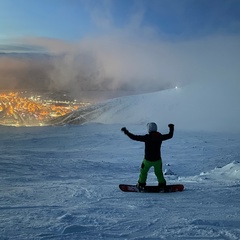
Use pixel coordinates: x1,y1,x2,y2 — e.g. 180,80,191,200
0,91,90,126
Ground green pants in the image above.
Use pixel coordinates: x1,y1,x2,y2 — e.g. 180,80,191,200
138,159,166,185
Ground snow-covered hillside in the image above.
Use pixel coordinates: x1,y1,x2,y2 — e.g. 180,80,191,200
54,79,240,133
92,79,240,132
0,124,240,239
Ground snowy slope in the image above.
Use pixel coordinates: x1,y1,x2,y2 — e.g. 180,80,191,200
91,79,240,132
56,79,240,133
0,124,240,239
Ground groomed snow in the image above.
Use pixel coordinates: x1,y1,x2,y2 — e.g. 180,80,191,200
0,123,240,239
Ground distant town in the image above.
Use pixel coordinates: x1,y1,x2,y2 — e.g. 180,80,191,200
0,91,91,126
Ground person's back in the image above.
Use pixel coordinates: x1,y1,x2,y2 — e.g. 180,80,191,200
144,131,162,161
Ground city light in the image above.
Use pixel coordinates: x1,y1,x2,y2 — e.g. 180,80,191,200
0,92,90,126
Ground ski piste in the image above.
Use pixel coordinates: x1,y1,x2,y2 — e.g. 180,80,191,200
119,184,184,193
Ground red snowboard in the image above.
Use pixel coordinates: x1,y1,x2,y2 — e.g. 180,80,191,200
119,184,184,193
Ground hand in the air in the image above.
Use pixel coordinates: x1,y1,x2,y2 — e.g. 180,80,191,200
121,127,128,134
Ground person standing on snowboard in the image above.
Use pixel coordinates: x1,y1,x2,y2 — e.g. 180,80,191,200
121,123,174,189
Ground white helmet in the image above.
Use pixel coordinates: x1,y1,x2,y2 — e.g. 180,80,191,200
147,122,157,133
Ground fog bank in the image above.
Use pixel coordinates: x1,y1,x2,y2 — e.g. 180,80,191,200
1,34,239,101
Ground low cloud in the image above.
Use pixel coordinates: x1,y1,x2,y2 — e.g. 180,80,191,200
0,35,189,96
1,34,239,96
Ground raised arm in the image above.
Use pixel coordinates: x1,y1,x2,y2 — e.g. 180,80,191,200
121,127,146,142
161,124,174,141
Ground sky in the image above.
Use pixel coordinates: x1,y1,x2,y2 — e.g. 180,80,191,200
0,0,240,97
1,0,240,41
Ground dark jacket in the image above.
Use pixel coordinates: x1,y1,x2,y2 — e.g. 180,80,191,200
125,126,174,161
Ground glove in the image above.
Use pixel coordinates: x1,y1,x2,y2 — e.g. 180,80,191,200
168,124,174,128
121,127,128,134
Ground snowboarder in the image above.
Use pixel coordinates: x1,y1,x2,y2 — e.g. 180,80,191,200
121,123,174,189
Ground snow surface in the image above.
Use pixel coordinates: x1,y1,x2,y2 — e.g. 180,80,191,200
0,123,240,240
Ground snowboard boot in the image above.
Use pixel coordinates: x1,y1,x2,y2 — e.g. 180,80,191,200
136,182,146,192
158,182,168,192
